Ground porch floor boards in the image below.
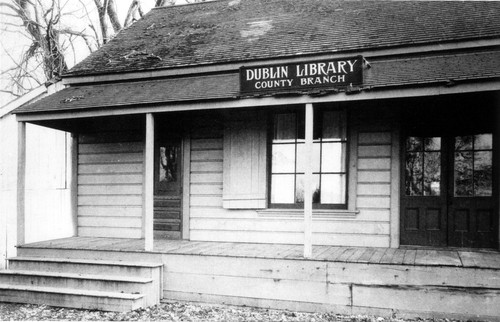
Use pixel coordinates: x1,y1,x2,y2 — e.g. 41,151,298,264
20,237,500,269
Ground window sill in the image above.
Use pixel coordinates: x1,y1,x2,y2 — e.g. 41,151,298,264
257,209,359,219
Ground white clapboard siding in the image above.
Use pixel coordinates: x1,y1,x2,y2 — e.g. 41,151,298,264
77,134,143,239
187,118,393,247
190,218,390,235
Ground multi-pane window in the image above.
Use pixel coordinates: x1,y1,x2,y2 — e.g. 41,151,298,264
454,134,493,197
405,137,441,196
270,108,347,208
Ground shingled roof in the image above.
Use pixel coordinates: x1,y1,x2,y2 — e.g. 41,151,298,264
67,0,500,77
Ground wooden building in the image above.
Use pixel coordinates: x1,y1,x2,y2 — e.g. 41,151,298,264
0,84,72,269
2,0,500,319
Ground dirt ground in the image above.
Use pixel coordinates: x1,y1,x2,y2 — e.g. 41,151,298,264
0,301,463,321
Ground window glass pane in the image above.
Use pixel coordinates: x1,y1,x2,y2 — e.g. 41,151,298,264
295,174,320,203
322,111,346,141
271,175,295,203
405,152,423,196
296,142,320,173
159,145,178,183
455,136,473,150
273,113,296,142
423,152,440,196
272,144,295,173
321,174,346,204
474,151,493,196
454,151,473,196
321,142,346,173
474,134,492,150
424,137,441,151
406,137,422,152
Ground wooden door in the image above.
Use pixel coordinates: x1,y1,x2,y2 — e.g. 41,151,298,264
448,133,497,248
401,136,448,247
154,138,182,239
401,133,497,248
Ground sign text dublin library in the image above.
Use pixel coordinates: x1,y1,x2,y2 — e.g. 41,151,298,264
240,56,363,94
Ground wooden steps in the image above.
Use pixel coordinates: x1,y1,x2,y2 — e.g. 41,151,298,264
2,256,163,312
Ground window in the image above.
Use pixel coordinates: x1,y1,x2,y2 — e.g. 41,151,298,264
405,136,441,196
270,107,347,208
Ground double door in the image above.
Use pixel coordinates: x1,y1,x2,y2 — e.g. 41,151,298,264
401,132,497,248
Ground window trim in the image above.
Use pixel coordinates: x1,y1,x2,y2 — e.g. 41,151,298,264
267,105,349,210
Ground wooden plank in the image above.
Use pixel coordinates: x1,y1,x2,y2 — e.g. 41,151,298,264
356,196,391,208
191,139,223,150
79,132,142,144
78,184,142,195
367,247,387,263
415,250,462,267
189,208,257,219
337,248,358,262
190,196,222,207
78,174,143,185
78,206,142,217
78,195,142,206
190,161,223,172
356,248,377,263
389,249,405,265
190,184,223,195
78,216,142,228
78,163,143,174
358,158,391,170
358,145,392,158
79,142,143,154
189,230,390,247
352,284,500,318
347,247,368,262
78,227,142,238
357,184,391,196
402,249,417,265
190,173,223,184
316,246,346,261
379,248,397,264
357,171,391,183
356,209,391,222
191,150,223,161
358,132,391,145
164,272,351,305
311,245,333,259
189,218,390,235
459,252,500,269
79,153,143,164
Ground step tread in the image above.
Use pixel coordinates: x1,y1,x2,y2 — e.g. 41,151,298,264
0,283,145,300
9,256,163,268
0,270,153,283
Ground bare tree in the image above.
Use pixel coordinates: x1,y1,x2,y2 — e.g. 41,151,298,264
0,0,208,100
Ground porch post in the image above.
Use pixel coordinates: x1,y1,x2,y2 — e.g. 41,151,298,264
69,133,78,236
303,103,314,258
144,113,155,251
17,121,26,246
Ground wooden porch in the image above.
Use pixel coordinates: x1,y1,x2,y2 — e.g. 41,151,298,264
19,237,500,269
10,237,500,319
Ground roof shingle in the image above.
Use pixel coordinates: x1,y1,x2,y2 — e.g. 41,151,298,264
66,0,500,77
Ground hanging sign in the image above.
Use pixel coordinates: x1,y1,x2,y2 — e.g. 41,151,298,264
240,56,363,95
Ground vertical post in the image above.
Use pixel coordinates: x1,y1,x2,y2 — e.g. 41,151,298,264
304,104,314,258
17,121,26,246
69,133,78,236
144,113,155,251
182,134,191,240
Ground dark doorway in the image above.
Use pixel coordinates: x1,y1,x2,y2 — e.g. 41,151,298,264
400,94,498,248
154,135,182,240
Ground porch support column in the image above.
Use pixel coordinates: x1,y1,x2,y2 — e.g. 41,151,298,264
303,103,314,258
17,121,26,246
144,113,155,251
69,133,78,236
